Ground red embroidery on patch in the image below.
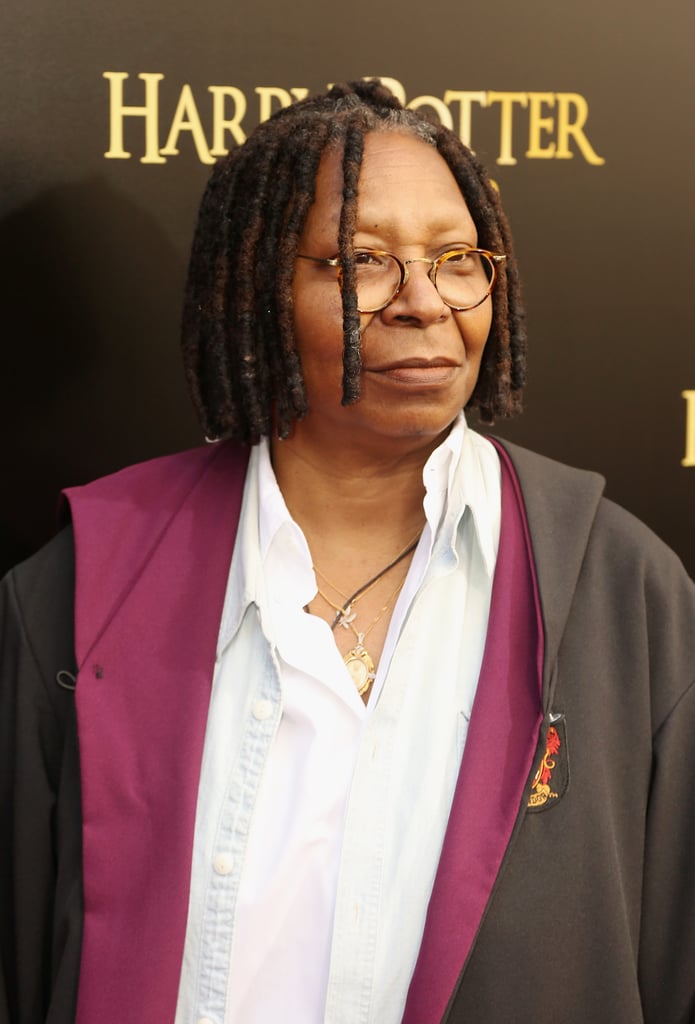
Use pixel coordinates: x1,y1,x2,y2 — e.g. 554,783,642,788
528,726,561,808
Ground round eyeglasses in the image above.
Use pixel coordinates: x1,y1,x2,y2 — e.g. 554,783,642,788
296,247,506,314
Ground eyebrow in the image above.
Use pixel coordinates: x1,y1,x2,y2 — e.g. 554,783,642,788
351,234,479,253
353,215,478,243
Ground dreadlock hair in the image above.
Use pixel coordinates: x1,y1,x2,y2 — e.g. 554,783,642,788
181,78,526,442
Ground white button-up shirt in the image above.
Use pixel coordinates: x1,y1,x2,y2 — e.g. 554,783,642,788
175,415,501,1024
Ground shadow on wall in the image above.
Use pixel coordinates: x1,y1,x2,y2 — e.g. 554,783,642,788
0,175,200,576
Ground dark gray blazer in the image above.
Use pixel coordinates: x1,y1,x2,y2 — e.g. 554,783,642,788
1,442,694,1023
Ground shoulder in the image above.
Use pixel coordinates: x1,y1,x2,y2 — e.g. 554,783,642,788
492,435,689,577
492,436,605,501
60,442,250,586
60,443,250,665
493,436,695,726
60,441,249,519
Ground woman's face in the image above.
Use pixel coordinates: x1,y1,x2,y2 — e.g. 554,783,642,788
290,131,493,459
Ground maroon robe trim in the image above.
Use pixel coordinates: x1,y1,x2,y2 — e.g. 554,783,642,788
67,442,249,1024
402,439,545,1023
67,437,542,1023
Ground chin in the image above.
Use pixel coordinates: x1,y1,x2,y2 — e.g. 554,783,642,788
364,404,463,443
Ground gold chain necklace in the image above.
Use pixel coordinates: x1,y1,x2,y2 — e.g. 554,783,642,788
329,577,411,696
307,532,421,698
313,532,420,631
314,565,384,624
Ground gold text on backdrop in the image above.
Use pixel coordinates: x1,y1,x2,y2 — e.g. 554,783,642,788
682,391,695,468
102,73,605,167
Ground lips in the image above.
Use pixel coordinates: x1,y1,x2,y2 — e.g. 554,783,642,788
366,357,460,385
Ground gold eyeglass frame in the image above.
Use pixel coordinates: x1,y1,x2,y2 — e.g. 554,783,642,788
296,247,506,313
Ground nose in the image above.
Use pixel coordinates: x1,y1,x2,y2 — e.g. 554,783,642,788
380,257,448,325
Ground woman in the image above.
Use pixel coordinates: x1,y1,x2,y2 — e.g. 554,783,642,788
2,80,694,1024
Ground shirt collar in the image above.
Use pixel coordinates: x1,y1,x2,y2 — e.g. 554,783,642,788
421,413,499,579
216,416,499,657
216,441,316,657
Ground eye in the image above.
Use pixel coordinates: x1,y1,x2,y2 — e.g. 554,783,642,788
439,250,481,276
442,249,471,263
354,250,391,268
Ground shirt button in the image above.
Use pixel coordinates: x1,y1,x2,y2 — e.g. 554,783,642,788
252,698,273,720
213,853,234,876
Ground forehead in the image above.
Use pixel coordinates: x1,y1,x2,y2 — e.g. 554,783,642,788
301,131,478,247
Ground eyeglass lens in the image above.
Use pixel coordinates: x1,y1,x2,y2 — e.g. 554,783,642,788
353,250,494,312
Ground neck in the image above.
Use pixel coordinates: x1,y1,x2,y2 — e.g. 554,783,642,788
270,431,438,566
270,426,448,704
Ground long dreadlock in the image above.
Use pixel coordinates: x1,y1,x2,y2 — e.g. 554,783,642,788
181,78,526,442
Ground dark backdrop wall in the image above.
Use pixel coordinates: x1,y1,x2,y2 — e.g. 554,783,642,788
1,0,693,576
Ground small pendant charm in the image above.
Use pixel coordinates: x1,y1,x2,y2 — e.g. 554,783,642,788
344,647,376,696
336,604,356,629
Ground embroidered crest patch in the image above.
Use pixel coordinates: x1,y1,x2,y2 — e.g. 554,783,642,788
527,715,569,812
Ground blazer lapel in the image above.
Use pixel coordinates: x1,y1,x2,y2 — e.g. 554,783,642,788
403,441,544,1023
67,442,248,1024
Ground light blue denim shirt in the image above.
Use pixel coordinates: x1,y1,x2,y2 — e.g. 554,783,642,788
175,416,501,1024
